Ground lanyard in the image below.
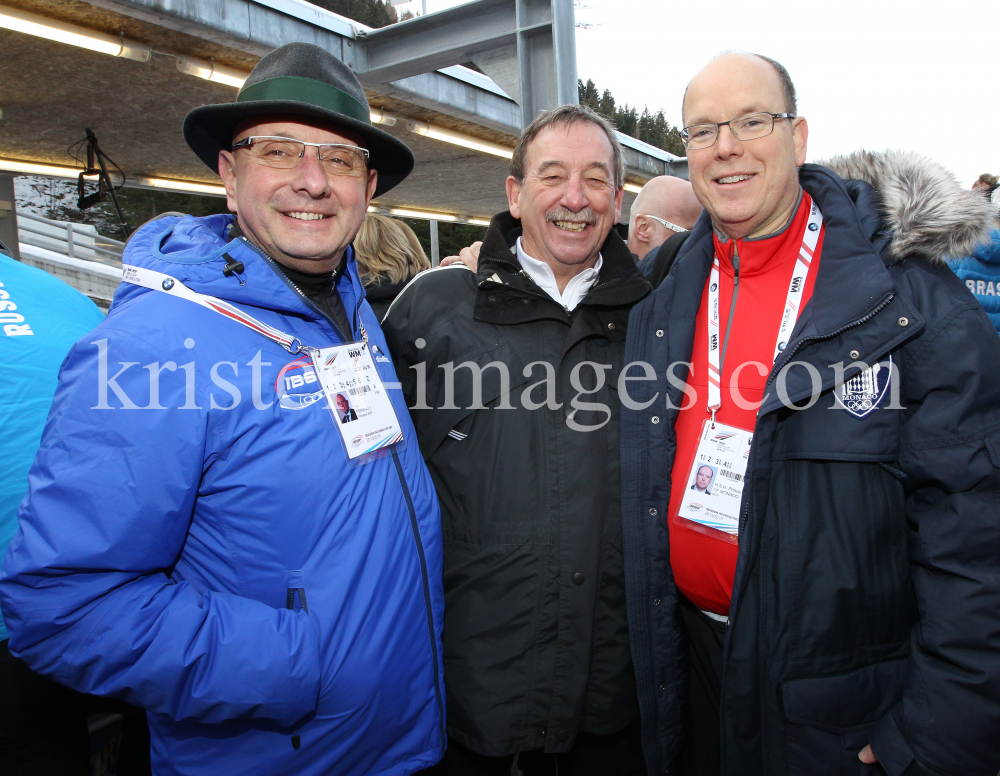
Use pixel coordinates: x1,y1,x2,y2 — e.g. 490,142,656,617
706,200,823,420
121,264,366,355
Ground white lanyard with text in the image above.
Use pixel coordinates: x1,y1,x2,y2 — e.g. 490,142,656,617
120,265,403,464
121,264,368,354
705,199,823,421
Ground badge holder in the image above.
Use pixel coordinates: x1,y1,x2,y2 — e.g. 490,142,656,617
310,341,406,469
673,419,754,546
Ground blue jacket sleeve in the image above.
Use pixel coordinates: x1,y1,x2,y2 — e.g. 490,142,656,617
0,327,321,726
869,303,1000,776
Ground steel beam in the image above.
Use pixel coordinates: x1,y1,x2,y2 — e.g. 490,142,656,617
357,0,577,124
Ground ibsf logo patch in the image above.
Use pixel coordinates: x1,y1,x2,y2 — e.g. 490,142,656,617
275,356,324,410
351,434,363,447
835,355,893,418
689,503,705,512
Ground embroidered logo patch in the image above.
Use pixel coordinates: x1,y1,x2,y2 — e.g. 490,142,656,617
835,355,893,418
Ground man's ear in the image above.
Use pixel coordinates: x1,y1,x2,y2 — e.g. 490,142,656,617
613,185,624,224
633,215,650,245
218,151,239,213
365,168,378,206
792,117,809,167
506,176,522,219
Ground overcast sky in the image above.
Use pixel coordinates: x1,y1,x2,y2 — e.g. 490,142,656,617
410,0,996,187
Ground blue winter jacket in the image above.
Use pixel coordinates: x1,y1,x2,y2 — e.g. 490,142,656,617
0,214,446,776
0,251,105,641
948,228,1000,333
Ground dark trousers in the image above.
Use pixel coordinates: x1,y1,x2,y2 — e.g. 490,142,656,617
422,719,646,776
675,597,727,776
0,639,151,776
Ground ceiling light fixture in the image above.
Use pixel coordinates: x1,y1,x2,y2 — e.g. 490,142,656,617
390,207,458,222
0,5,149,61
175,55,247,89
0,158,83,179
406,120,513,160
369,108,398,127
624,183,644,194
134,176,226,196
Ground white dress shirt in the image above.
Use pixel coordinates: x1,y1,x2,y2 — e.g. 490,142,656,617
515,238,602,312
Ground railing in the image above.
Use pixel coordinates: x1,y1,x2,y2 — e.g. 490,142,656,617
16,211,124,268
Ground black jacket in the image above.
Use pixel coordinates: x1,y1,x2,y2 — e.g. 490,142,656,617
383,213,651,756
621,154,1000,776
365,272,416,321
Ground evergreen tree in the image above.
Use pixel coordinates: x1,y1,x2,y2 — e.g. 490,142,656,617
576,78,686,157
305,0,398,28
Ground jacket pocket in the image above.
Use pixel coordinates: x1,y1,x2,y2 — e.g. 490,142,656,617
767,459,915,677
781,660,906,776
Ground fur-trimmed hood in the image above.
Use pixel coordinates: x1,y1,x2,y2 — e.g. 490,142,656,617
820,150,995,265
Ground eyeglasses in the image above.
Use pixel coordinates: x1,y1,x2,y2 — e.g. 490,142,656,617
680,112,796,150
231,136,370,176
639,214,687,233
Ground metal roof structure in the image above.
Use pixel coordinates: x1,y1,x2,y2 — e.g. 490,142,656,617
0,0,687,262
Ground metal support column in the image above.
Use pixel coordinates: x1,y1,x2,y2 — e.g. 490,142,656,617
0,174,20,260
429,219,440,266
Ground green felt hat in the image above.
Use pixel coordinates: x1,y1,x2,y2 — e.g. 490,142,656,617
183,42,414,197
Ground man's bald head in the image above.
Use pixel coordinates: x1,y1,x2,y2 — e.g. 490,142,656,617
627,176,703,260
681,51,797,126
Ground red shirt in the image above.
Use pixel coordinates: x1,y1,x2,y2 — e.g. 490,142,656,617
667,193,825,615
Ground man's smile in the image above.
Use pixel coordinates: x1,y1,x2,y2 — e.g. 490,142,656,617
282,211,332,221
552,220,590,232
715,173,756,185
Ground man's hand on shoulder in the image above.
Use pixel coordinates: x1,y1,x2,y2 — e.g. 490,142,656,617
440,241,481,272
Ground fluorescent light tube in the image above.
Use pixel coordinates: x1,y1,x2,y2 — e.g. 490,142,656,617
134,176,226,196
406,120,513,160
175,55,247,89
0,5,149,61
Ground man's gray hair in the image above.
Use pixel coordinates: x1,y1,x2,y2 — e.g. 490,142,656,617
752,53,797,115
682,52,798,123
509,104,625,188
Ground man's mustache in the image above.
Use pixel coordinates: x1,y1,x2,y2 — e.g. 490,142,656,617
546,208,598,225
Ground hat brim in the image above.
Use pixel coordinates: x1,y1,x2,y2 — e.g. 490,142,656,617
183,100,415,198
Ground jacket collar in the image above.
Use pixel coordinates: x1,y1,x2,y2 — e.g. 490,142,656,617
475,211,650,321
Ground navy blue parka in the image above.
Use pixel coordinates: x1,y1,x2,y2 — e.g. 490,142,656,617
621,156,1000,776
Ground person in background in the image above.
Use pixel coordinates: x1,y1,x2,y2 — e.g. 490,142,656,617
0,244,150,775
626,175,703,262
354,213,430,319
972,172,999,210
948,178,1000,333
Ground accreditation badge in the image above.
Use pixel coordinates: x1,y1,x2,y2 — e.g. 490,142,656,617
675,420,754,543
311,342,404,464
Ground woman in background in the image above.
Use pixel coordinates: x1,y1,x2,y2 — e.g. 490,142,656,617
355,214,431,320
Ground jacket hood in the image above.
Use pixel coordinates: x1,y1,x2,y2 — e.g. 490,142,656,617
114,213,364,320
819,150,995,265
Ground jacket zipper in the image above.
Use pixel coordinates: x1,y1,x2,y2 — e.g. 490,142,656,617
725,290,898,762
719,243,740,373
238,237,353,345
390,448,447,756
738,290,896,575
763,292,896,393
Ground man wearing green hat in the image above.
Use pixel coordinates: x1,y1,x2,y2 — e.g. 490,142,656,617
0,42,446,776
